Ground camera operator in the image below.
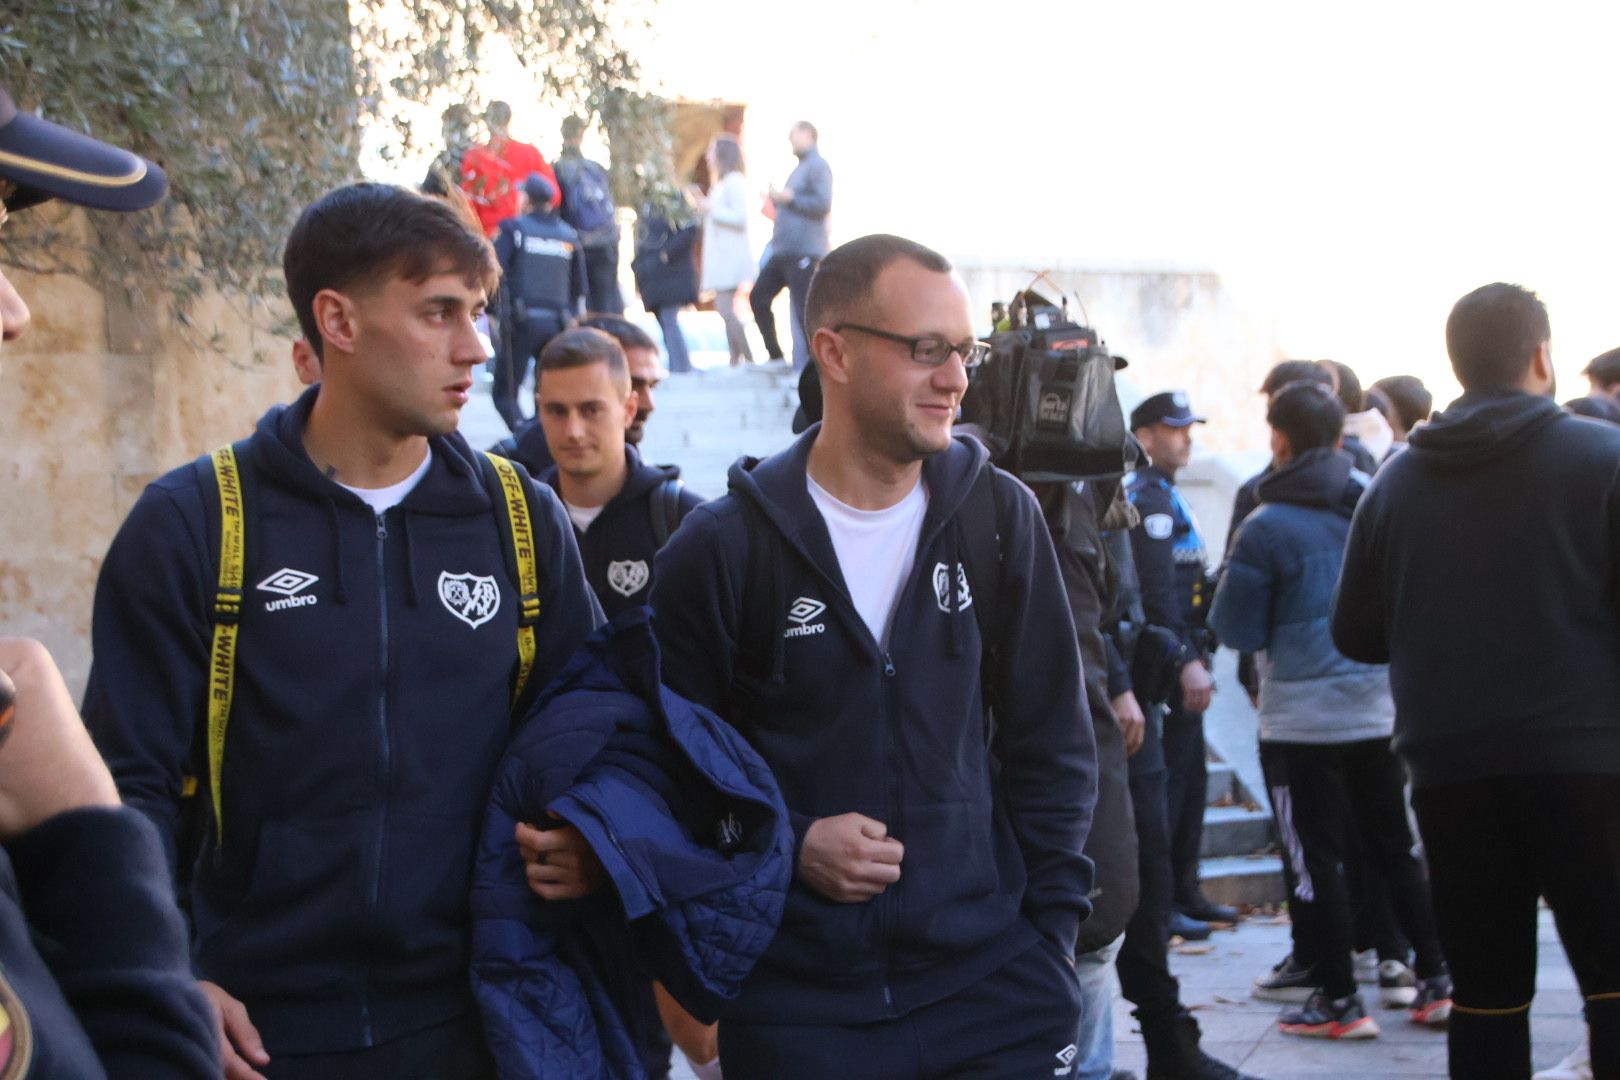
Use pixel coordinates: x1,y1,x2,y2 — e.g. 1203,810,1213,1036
0,88,215,1077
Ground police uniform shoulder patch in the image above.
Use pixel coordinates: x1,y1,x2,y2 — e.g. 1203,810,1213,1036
0,968,34,1080
1144,513,1175,541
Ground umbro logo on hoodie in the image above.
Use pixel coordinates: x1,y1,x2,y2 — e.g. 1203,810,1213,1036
784,596,827,639
257,568,319,613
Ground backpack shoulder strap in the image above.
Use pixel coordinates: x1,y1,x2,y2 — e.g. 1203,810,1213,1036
649,477,684,550
479,452,543,708
194,437,254,852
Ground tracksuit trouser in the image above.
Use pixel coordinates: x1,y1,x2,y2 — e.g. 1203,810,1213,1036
718,938,1084,1079
1411,774,1620,1080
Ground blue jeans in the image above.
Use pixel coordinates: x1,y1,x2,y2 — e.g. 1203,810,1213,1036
1075,937,1123,1080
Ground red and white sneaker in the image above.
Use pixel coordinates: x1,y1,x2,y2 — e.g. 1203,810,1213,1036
1410,974,1454,1027
1278,991,1381,1039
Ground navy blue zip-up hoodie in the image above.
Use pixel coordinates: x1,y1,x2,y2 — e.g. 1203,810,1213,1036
82,387,603,1055
539,446,704,618
650,428,1096,1024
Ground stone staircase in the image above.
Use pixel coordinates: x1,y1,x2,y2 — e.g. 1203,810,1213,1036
1198,750,1286,909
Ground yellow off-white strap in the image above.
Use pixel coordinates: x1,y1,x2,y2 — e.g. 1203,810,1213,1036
483,453,540,704
207,446,245,846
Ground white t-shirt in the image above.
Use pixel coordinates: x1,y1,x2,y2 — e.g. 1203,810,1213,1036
806,473,929,648
338,450,432,515
564,501,605,534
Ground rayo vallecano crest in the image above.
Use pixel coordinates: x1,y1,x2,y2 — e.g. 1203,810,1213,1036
438,571,501,629
932,562,974,613
607,560,650,598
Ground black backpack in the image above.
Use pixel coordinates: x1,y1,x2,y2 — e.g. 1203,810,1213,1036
961,306,1134,484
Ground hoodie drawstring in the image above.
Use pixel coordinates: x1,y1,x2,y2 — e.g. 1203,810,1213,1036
323,499,349,605
946,524,964,660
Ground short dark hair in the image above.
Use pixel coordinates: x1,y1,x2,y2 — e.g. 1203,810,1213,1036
804,233,952,336
1445,283,1550,392
1260,360,1334,397
1580,347,1620,388
561,114,586,141
486,100,512,127
1267,381,1345,454
793,120,818,142
578,313,658,353
711,135,744,177
1564,395,1620,425
1370,374,1433,431
538,327,628,387
283,183,499,360
1327,360,1364,413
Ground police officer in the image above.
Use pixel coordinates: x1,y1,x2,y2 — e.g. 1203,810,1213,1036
1125,391,1240,933
530,327,703,618
491,173,588,432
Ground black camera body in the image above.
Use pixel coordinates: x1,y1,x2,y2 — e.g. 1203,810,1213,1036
961,302,1138,484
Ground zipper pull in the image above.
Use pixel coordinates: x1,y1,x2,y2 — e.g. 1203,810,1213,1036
376,512,388,540
882,653,896,677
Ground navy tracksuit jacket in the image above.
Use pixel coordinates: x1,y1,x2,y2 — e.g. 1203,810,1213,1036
82,386,602,1055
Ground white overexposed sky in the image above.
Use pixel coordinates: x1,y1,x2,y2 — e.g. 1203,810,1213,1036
367,0,1620,407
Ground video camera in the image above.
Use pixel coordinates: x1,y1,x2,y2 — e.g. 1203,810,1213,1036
959,284,1141,484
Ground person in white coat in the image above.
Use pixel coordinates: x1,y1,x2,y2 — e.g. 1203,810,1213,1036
695,135,755,365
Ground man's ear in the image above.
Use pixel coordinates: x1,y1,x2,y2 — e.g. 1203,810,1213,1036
312,289,359,356
812,327,851,387
1531,340,1555,386
622,385,639,432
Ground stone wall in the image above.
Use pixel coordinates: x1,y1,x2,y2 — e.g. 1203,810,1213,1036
1,249,300,694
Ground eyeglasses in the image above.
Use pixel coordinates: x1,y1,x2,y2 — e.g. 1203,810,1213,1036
835,323,991,369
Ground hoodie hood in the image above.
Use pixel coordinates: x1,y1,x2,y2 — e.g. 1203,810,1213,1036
252,385,493,517
1257,447,1362,518
726,424,990,582
539,444,680,510
1406,390,1566,472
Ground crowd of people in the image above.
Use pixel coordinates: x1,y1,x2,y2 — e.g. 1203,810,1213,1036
0,85,1617,1080
435,101,835,436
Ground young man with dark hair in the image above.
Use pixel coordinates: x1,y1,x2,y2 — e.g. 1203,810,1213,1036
751,121,832,371
494,313,665,477
1334,282,1620,1080
1327,361,1389,472
1126,393,1234,935
554,115,624,315
653,233,1096,1077
84,182,603,1080
1369,375,1433,448
1210,382,1451,1041
490,173,588,433
531,327,702,617
0,87,218,1079
1580,346,1620,398
1229,362,1338,554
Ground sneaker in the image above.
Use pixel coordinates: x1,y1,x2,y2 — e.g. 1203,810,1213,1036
1278,991,1381,1039
1168,911,1213,942
1253,953,1320,1003
1353,948,1378,984
1378,958,1419,1007
1178,892,1242,924
1409,974,1453,1027
1533,1037,1593,1080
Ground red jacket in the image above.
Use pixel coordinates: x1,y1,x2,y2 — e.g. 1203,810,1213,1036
461,138,558,236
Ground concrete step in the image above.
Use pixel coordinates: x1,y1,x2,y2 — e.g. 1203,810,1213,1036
1198,853,1286,908
1205,761,1238,806
1199,804,1274,860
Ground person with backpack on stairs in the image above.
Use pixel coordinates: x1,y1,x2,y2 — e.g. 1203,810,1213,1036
82,183,604,1080
555,115,625,315
651,234,1097,1078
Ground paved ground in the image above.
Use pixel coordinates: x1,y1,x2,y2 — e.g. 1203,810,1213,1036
1109,907,1584,1079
